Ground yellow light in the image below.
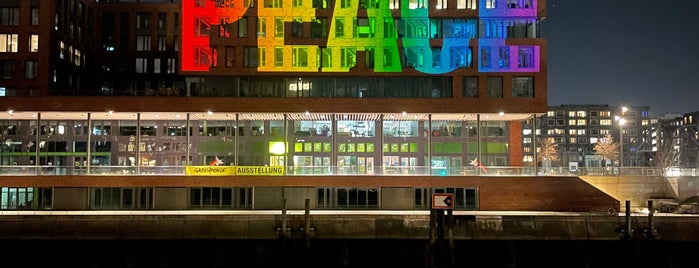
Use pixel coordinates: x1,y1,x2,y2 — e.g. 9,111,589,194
269,141,286,155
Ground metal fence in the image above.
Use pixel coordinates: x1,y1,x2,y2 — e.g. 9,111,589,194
0,165,694,177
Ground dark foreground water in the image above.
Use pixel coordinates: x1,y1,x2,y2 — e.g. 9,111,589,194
2,239,698,268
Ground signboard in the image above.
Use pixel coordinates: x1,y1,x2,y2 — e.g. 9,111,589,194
431,193,454,209
185,166,236,176
235,166,285,176
184,166,285,176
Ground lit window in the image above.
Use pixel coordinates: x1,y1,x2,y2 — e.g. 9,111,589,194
389,0,400,9
292,47,308,68
341,47,356,68
264,0,283,8
485,0,496,9
435,0,447,9
167,59,176,73
259,47,266,67
341,0,351,8
274,47,283,67
0,34,18,53
153,58,161,73
28,34,38,52
335,18,344,38
158,36,166,51
456,0,476,9
257,18,266,37
136,35,151,51
135,58,147,73
275,17,284,38
321,47,332,68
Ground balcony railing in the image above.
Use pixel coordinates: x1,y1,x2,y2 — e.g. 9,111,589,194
0,165,693,177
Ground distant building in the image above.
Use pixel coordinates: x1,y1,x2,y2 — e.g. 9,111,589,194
648,112,699,170
523,104,652,168
680,111,699,169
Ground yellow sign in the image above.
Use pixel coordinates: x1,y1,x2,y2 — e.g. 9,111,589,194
184,166,285,176
235,166,285,176
185,166,236,176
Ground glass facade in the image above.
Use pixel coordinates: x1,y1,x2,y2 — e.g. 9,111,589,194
0,112,519,176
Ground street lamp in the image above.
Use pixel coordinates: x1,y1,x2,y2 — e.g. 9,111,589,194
615,106,628,167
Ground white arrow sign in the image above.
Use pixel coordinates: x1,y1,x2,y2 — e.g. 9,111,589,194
432,193,454,209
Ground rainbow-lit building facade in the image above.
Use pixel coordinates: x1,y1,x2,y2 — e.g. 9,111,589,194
182,0,540,74
182,0,540,73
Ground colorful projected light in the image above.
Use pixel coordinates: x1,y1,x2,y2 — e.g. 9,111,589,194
181,0,539,74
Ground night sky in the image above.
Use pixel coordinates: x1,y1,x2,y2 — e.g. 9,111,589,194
542,0,699,115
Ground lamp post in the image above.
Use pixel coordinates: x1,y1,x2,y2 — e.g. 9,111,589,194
618,118,626,167
615,106,628,167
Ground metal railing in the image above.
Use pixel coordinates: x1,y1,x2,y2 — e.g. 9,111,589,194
0,165,694,177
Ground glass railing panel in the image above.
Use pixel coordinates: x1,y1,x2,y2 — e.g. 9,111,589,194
89,166,139,175
0,165,37,176
0,165,693,177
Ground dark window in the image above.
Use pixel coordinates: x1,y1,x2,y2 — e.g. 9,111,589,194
486,76,502,98
463,76,478,98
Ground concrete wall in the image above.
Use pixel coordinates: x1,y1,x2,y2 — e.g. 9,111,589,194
38,176,621,212
53,188,87,210
282,187,315,209
580,176,699,211
254,187,284,209
677,176,699,202
154,188,188,210
381,188,415,209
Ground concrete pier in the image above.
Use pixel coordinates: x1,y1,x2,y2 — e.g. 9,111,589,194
1,212,698,241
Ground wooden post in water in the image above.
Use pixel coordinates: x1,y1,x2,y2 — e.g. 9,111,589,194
647,199,656,267
437,209,444,266
625,200,632,238
281,199,288,238
304,198,311,268
647,199,655,237
281,199,287,264
429,209,437,267
446,209,455,267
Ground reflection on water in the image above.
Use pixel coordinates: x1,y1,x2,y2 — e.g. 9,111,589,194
3,239,698,267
